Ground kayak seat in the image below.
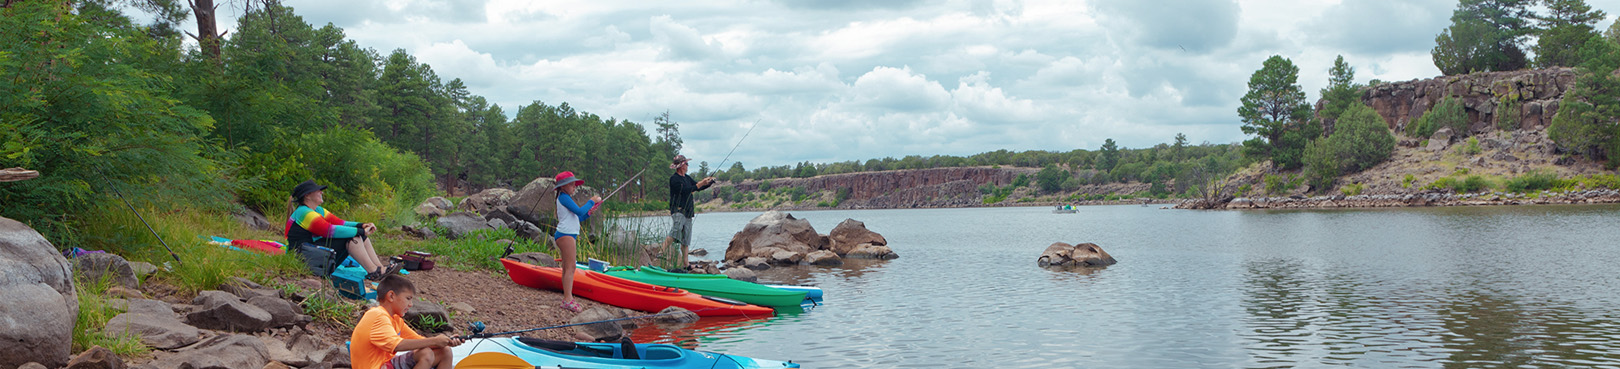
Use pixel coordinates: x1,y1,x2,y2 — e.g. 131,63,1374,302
643,346,683,360
515,337,616,358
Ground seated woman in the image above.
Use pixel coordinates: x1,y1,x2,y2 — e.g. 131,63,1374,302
285,180,396,281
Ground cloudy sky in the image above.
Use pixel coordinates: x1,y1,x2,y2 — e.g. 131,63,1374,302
195,0,1620,168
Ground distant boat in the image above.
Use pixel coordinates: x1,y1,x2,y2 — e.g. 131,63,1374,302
1053,205,1078,214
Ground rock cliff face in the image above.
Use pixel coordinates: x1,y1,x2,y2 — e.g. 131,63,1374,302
722,167,1039,208
1356,68,1578,134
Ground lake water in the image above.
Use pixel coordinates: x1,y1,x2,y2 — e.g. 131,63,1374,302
627,205,1620,368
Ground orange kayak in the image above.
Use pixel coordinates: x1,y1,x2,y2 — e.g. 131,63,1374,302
498,259,774,317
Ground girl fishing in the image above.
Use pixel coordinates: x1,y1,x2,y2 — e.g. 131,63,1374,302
553,171,601,312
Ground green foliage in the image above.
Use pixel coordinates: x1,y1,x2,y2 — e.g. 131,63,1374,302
1341,182,1365,196
1548,35,1620,166
757,180,773,192
1303,103,1397,191
1496,94,1524,131
1503,170,1567,192
0,1,232,246
1404,174,1417,188
1409,96,1469,138
1532,0,1607,68
1012,174,1031,188
1426,175,1492,193
1263,174,1304,195
1462,137,1483,155
1318,55,1364,125
1036,165,1069,193
74,274,150,356
1432,0,1534,75
1238,56,1315,166
1098,139,1120,172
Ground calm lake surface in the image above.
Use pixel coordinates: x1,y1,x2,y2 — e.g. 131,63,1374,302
627,205,1620,368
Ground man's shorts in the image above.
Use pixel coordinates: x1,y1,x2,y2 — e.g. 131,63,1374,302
668,213,693,247
386,350,416,369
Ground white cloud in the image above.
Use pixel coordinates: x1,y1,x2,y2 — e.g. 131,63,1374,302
163,0,1591,167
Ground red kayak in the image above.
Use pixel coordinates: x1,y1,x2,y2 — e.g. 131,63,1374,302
498,258,774,317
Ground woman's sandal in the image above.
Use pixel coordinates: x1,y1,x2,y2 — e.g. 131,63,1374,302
561,299,583,312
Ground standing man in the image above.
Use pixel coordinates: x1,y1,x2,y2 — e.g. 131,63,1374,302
663,154,715,269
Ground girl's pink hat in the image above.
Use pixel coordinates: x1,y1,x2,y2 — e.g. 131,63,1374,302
554,171,584,189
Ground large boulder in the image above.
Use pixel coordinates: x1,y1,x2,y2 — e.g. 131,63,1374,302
144,334,269,369
1037,242,1117,268
569,307,625,342
724,211,828,262
512,220,544,242
458,188,516,214
414,203,445,218
424,197,454,211
72,252,140,289
484,209,519,227
404,301,451,333
827,219,887,256
185,290,274,332
506,177,602,227
0,216,77,369
436,212,493,239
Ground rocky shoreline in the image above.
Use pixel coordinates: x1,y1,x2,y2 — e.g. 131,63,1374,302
1180,189,1620,210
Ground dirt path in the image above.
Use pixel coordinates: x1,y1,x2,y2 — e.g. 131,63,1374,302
407,267,620,342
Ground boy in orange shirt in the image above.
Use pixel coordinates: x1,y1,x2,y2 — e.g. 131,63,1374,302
351,275,462,369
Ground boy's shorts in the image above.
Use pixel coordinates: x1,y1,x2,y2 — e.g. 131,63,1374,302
385,350,416,369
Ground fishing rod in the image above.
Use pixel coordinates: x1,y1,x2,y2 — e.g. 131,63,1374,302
600,168,646,202
712,118,760,173
91,163,181,264
455,308,723,340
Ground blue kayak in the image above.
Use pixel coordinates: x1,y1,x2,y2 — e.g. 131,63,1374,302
450,337,799,369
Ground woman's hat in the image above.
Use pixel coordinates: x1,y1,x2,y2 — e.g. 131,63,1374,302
554,171,584,189
291,180,327,200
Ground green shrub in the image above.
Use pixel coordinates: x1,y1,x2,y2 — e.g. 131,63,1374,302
1012,174,1031,188
758,180,773,192
1403,174,1416,188
1458,175,1490,193
1496,95,1523,131
1341,182,1365,196
1461,137,1482,155
1263,174,1304,195
1503,170,1565,193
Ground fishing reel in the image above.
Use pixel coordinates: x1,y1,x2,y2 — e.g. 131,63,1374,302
458,321,490,340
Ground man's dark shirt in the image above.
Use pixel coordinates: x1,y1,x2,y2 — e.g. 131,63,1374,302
668,173,712,217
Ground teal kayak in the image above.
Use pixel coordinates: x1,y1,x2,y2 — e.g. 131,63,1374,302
450,337,799,368
604,266,808,307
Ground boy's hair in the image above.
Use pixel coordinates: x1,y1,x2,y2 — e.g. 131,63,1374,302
377,275,416,300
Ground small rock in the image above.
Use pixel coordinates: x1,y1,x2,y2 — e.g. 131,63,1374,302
805,250,842,266
128,262,158,278
263,361,292,369
508,252,558,267
653,306,700,325
73,252,140,289
449,302,477,315
104,312,199,349
846,244,899,260
105,286,145,299
144,334,269,369
186,291,274,332
65,346,122,369
320,344,352,368
687,248,708,256
769,250,804,265
743,257,770,270
425,197,453,211
487,218,508,230
19,363,47,369
257,335,310,368
246,296,300,328
723,268,758,283
404,301,450,333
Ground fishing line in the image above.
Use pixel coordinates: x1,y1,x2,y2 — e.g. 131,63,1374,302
713,118,761,172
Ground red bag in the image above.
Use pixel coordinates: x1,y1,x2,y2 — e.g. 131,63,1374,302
400,251,435,271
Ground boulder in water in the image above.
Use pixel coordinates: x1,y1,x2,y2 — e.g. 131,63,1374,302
827,218,887,256
1037,242,1117,268
724,211,827,262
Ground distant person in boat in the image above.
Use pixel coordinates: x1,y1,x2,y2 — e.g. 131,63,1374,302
554,171,600,312
351,275,462,369
661,154,715,269
286,180,397,281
